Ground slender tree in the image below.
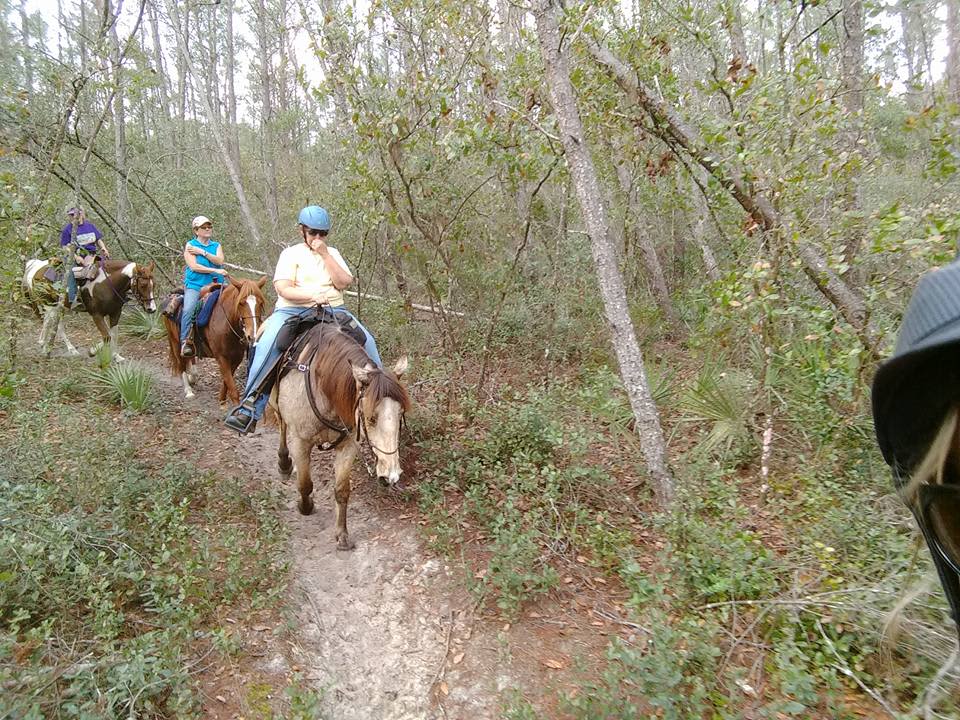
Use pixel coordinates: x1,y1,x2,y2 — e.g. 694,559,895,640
532,0,674,506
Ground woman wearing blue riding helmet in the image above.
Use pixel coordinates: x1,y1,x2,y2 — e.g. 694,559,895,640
224,205,382,434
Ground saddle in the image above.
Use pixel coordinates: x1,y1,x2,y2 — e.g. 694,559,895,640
161,286,223,359
278,309,365,382
248,307,368,404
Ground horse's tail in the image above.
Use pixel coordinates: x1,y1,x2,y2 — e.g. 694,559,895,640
163,314,185,376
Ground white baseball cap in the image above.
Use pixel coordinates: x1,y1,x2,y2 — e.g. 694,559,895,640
191,215,213,229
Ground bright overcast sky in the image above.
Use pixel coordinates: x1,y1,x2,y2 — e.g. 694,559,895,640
24,0,947,92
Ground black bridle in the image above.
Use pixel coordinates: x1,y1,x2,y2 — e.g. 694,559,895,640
354,388,405,457
215,291,262,345
294,334,405,457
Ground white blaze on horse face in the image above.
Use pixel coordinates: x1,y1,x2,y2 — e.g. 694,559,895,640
368,397,404,484
246,294,259,341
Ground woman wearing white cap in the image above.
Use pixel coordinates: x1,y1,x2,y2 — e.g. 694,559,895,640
180,215,226,357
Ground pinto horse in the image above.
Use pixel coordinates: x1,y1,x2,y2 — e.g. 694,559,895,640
22,258,157,360
272,325,410,550
163,276,267,405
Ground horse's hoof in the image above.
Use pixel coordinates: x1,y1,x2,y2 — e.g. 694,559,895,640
298,498,314,515
185,391,196,399
336,535,355,551
113,355,126,363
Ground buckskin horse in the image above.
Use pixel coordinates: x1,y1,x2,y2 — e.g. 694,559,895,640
271,324,410,550
162,276,267,405
22,258,157,360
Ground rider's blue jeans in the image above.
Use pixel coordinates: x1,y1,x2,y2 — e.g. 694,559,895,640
236,305,382,421
180,287,201,342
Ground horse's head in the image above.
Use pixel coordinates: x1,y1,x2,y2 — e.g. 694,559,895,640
132,261,157,313
353,356,410,486
230,276,268,344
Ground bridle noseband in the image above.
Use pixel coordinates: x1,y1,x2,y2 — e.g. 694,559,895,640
354,386,405,457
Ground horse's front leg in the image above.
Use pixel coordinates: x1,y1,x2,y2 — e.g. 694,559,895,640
54,312,80,357
333,439,359,551
181,358,196,399
290,435,315,516
215,355,238,406
88,313,112,357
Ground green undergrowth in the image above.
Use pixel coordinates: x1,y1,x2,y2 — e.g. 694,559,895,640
415,357,956,718
0,365,311,718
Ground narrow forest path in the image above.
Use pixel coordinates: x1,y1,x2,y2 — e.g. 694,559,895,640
116,325,611,720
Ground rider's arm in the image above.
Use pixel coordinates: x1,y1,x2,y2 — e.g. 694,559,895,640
318,245,353,290
274,278,329,305
183,243,217,274
198,244,224,266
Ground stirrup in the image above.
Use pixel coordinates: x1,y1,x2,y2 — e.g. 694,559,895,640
224,408,257,435
181,340,195,358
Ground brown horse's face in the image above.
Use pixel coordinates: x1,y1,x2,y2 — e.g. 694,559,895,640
354,357,410,486
132,262,157,313
232,277,268,345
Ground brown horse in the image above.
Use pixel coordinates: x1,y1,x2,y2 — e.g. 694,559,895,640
272,326,410,550
23,258,157,360
163,276,268,405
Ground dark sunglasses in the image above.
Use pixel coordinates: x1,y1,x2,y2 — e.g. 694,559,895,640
198,223,213,229
305,228,327,237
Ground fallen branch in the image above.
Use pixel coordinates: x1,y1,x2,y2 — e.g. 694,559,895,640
220,261,466,317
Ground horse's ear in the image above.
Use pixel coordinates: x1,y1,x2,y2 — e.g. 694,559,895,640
146,260,155,272
352,363,374,387
257,275,268,288
230,276,243,290
393,355,409,378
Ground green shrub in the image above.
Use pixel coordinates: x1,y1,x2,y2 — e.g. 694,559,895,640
91,361,154,411
0,392,287,717
121,307,167,340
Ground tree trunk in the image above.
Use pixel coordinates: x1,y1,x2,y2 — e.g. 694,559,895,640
110,3,128,233
532,0,674,507
225,0,239,166
614,161,681,332
255,0,280,236
162,0,265,252
947,0,960,104
147,0,172,131
689,170,721,283
19,0,32,92
839,0,865,271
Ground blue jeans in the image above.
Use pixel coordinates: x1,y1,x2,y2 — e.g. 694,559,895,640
180,287,202,342
237,305,382,421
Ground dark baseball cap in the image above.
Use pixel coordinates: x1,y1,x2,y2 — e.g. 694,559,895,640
872,260,960,476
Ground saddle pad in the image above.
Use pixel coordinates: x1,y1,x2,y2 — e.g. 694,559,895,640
196,288,221,328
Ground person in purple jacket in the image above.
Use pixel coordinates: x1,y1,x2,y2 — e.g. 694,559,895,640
60,206,110,307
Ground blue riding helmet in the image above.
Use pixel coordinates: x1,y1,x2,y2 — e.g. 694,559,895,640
298,205,331,232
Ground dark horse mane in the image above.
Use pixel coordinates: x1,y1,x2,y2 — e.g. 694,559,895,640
303,324,410,426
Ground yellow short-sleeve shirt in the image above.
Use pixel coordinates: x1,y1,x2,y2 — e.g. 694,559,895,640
273,242,351,309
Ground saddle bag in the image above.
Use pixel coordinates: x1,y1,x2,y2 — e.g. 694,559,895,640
162,290,184,320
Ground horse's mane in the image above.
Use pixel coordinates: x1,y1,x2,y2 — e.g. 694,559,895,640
304,325,409,425
102,259,136,273
227,278,266,317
